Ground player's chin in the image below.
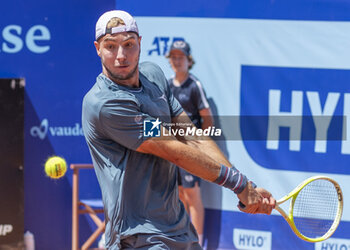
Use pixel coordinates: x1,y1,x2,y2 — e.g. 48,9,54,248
114,67,130,75
111,71,133,81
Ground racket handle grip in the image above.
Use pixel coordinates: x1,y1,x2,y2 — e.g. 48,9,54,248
238,201,246,209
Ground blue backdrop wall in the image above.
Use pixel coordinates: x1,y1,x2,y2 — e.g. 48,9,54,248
1,0,114,249
1,0,350,249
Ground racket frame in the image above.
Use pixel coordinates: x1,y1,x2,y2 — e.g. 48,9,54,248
275,175,343,242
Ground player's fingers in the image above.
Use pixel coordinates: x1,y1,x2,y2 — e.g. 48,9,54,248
263,198,274,215
259,198,269,214
237,203,246,212
254,198,272,215
269,196,276,208
244,205,259,214
237,201,259,214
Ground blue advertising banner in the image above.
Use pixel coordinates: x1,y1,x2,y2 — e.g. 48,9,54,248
1,0,114,249
241,66,350,174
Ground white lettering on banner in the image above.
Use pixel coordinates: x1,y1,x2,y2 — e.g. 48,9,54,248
233,228,272,250
267,90,303,151
1,25,51,53
315,238,350,250
267,89,349,154
30,119,84,139
306,91,340,153
0,224,13,236
342,93,350,154
49,124,83,136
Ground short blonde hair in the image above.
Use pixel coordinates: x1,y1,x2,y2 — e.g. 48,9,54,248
106,17,125,29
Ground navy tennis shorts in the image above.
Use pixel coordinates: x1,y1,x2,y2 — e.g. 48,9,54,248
177,167,201,188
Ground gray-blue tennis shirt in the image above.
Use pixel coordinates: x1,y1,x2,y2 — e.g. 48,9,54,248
82,62,195,248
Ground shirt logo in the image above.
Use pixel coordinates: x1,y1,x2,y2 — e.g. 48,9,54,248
144,118,161,137
158,94,168,103
185,175,194,182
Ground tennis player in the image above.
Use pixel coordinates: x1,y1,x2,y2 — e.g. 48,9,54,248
82,10,276,249
167,40,213,246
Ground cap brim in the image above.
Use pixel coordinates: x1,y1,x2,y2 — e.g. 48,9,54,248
166,49,189,57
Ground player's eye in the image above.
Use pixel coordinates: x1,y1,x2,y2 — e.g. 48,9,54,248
104,43,115,50
124,42,133,48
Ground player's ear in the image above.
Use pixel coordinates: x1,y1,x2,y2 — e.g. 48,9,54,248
94,41,101,57
138,36,142,46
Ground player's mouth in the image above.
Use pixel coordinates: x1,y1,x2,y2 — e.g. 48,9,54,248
116,65,129,68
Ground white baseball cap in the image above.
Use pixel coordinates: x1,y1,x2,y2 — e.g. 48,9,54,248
95,10,139,41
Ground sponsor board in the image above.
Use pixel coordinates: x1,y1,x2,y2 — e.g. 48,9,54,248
233,228,272,250
241,66,350,174
30,119,83,139
0,24,51,53
0,225,13,236
315,238,350,250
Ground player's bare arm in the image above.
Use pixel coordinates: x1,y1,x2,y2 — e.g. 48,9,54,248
137,131,221,182
136,113,276,215
170,111,231,167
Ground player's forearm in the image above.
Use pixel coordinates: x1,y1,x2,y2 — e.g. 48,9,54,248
137,136,249,194
137,139,221,182
183,139,231,167
172,112,230,166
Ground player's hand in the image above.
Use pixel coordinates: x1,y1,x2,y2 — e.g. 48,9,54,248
254,187,276,214
237,183,276,215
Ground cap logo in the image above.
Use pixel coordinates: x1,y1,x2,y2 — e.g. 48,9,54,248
173,41,186,49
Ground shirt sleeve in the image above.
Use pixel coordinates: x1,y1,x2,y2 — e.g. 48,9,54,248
98,94,153,151
143,62,183,117
166,83,183,117
193,79,210,111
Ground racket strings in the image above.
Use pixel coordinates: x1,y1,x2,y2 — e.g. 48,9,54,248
293,179,339,238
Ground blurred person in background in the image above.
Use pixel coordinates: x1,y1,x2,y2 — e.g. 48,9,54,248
167,40,214,246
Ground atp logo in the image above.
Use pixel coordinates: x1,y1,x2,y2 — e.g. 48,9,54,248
148,37,184,56
144,118,162,137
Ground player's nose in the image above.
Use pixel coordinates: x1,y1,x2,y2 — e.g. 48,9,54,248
116,47,127,61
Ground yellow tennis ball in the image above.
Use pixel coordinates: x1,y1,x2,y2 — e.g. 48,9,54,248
45,156,67,179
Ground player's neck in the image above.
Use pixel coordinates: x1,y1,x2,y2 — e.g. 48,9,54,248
173,72,189,86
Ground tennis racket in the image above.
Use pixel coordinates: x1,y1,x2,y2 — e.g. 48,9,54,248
239,176,343,242
273,176,343,242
